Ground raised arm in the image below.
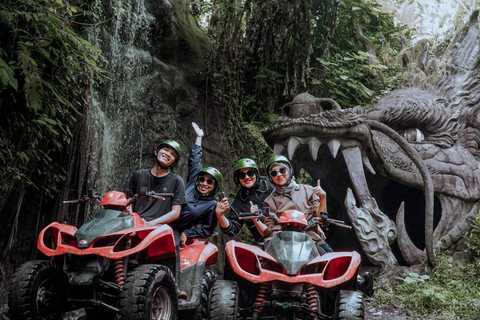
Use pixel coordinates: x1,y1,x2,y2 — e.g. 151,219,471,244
187,122,205,184
313,179,327,215
192,122,203,146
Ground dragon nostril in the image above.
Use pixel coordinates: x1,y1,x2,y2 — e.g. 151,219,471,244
318,98,342,111
281,93,342,118
282,101,322,118
319,100,334,111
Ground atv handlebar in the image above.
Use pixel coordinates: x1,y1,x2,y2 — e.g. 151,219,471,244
63,189,102,204
63,188,174,206
238,207,278,223
127,189,174,206
312,212,352,230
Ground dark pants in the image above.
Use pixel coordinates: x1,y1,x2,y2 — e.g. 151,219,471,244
173,229,181,282
316,241,334,255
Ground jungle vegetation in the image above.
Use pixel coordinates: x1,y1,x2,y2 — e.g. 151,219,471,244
202,0,408,166
0,0,479,318
0,0,107,259
374,215,480,319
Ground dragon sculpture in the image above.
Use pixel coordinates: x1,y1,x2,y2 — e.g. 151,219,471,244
263,11,480,272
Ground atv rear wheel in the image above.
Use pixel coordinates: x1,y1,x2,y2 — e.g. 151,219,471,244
194,270,218,320
8,260,67,320
335,290,364,320
119,264,177,320
208,280,238,320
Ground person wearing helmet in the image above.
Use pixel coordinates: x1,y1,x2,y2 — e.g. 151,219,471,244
261,155,333,255
123,137,186,225
262,155,374,296
171,122,229,247
216,158,273,242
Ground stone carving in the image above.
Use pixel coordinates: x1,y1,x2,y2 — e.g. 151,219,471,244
263,11,480,272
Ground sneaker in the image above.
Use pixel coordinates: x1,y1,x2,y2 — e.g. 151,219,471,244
358,272,374,297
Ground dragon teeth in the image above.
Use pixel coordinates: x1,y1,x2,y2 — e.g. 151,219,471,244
273,142,285,155
328,139,341,159
287,137,302,159
307,137,322,162
273,136,375,177
362,154,376,175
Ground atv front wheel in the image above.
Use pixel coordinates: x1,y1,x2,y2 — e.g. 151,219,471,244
335,290,364,320
208,280,238,320
119,264,178,320
8,260,67,320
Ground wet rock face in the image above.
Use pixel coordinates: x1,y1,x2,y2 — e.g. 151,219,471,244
263,13,480,271
85,0,210,195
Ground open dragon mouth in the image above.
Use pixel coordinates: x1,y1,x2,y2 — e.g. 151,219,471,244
267,132,441,266
262,94,441,268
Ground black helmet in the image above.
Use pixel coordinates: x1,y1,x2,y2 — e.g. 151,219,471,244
156,139,182,166
233,158,259,184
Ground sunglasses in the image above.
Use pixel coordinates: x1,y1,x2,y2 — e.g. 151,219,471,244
269,167,288,177
237,169,256,180
198,176,215,185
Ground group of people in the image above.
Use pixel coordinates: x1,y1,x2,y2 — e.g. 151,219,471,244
123,122,372,296
123,122,332,249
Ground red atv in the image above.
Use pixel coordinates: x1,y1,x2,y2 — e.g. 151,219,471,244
210,209,364,320
8,189,218,320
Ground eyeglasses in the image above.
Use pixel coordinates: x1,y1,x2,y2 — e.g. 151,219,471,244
237,169,256,180
198,176,215,185
269,167,288,177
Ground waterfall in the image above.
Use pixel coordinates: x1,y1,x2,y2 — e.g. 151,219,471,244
87,0,172,194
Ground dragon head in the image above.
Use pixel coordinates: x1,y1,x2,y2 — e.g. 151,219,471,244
263,12,480,271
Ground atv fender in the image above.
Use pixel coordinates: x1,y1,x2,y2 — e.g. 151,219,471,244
179,239,218,270
225,240,360,287
38,222,176,261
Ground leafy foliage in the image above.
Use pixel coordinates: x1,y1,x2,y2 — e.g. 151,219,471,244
309,0,408,108
198,0,408,167
0,0,106,199
204,0,341,162
465,212,480,258
375,255,480,319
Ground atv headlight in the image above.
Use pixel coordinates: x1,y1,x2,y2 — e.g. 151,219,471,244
235,247,260,276
324,256,352,280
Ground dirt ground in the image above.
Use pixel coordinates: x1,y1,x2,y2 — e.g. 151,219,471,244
365,296,415,320
0,301,436,320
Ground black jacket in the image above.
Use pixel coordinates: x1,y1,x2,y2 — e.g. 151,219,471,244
221,176,273,241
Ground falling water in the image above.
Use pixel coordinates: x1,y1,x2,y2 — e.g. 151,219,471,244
87,0,165,193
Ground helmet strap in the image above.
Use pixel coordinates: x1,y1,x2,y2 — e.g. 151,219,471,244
153,161,171,177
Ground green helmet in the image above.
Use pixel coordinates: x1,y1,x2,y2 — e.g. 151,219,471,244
233,158,259,184
266,155,292,183
199,166,223,194
266,155,291,171
156,139,182,166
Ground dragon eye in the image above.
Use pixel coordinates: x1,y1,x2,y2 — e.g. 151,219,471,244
400,128,425,142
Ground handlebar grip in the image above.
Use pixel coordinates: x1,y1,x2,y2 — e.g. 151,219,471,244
155,193,174,198
63,200,80,204
238,211,255,217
